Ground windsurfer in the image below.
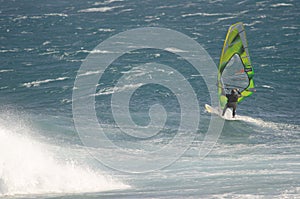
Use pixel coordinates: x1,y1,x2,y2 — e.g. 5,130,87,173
222,88,242,118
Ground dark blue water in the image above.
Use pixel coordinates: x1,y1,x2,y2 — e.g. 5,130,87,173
0,0,299,198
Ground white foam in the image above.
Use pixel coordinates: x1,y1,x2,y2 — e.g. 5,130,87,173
0,69,14,73
262,45,277,50
0,49,19,53
164,47,187,53
262,84,274,89
0,86,8,90
181,12,224,17
78,70,102,77
244,20,263,26
217,16,236,22
22,77,69,88
78,49,113,54
42,41,51,46
94,0,124,6
282,26,298,30
235,115,300,131
98,28,115,32
270,3,293,8
78,6,123,13
95,87,115,96
206,105,300,131
44,13,68,17
0,112,129,196
272,69,284,73
94,83,144,96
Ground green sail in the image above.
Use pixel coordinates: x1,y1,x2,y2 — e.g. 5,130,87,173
218,22,255,109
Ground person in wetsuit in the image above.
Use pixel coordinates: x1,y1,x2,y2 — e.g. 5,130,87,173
222,88,242,118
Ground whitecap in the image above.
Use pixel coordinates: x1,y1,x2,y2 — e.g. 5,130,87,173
181,12,224,18
0,49,19,53
60,99,72,104
30,15,43,19
78,49,114,54
284,33,297,37
78,6,123,13
261,85,274,89
270,3,293,8
0,86,8,90
39,49,60,56
244,20,263,26
78,70,101,77
118,8,134,13
12,15,28,21
282,26,298,30
98,28,115,32
44,13,68,17
217,16,237,22
262,46,277,50
94,87,115,96
93,0,124,6
0,69,14,73
164,47,187,53
156,5,179,9
42,41,51,46
94,83,144,96
145,15,160,22
22,77,69,88
272,69,284,73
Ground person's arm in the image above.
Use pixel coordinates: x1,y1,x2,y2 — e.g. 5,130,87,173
237,90,242,98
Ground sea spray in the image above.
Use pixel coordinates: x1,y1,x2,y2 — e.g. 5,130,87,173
0,111,129,196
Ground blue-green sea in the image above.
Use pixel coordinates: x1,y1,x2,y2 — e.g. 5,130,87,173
0,0,299,198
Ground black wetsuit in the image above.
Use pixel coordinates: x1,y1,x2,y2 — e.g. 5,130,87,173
222,91,241,118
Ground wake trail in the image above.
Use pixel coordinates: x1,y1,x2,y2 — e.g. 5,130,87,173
236,114,300,131
206,105,299,131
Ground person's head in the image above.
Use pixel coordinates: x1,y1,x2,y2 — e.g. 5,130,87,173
231,88,240,94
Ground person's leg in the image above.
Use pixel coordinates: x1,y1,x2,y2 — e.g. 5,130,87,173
222,104,228,116
232,103,237,118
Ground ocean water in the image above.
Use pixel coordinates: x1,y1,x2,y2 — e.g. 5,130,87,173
0,0,299,198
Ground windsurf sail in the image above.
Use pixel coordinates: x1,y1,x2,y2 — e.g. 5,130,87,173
218,22,255,109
